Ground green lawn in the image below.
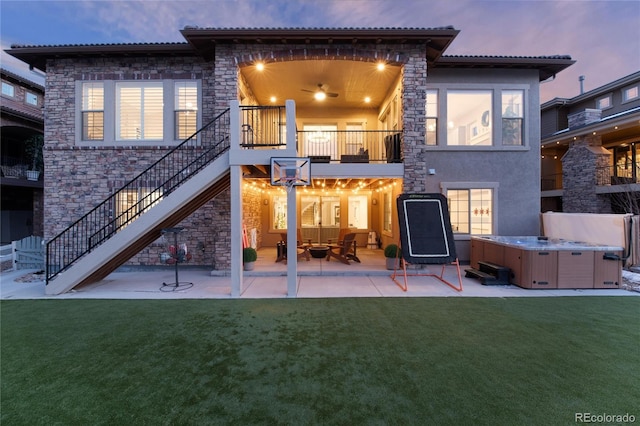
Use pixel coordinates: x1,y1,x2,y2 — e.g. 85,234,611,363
2,297,639,425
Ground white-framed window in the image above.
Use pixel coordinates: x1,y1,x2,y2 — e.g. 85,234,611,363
115,187,163,227
623,85,639,103
425,89,438,145
441,182,498,236
116,82,164,141
596,95,612,110
273,195,288,230
501,90,523,146
446,90,492,146
26,92,38,106
82,82,104,141
348,195,368,229
383,190,392,233
174,81,198,140
76,79,201,146
2,82,14,97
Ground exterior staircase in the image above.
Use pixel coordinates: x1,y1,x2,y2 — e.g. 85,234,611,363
45,109,231,295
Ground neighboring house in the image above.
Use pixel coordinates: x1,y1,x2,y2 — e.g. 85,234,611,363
0,68,45,244
6,27,574,295
541,71,640,213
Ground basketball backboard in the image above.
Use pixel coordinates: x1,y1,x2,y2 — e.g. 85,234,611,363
270,157,311,187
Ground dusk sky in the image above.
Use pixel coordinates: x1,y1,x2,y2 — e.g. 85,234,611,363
1,0,638,103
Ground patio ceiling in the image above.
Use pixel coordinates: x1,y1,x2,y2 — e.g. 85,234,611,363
240,59,402,109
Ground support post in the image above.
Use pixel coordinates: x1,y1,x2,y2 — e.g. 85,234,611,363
230,165,243,297
286,100,298,297
286,186,298,297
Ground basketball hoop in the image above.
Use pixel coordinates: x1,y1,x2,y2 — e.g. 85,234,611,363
283,177,297,193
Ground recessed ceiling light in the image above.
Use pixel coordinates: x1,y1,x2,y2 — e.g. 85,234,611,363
364,96,371,103
377,62,385,71
256,62,264,71
270,96,277,103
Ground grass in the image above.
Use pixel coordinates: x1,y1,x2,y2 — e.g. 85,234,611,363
1,297,639,425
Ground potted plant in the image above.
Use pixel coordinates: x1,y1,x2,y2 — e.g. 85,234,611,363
384,244,401,270
243,247,258,271
25,134,44,181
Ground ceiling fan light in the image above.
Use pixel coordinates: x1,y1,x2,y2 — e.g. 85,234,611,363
314,91,326,101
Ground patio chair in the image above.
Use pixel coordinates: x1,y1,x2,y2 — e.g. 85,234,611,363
327,228,351,246
326,233,360,265
276,229,311,262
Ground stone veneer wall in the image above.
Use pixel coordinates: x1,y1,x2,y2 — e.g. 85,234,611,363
44,56,233,269
400,54,427,193
32,190,44,236
562,135,612,213
242,185,263,249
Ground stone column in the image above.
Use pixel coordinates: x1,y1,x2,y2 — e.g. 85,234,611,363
562,134,612,213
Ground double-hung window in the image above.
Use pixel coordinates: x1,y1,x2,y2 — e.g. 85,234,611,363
425,89,438,145
116,82,164,141
174,82,198,140
115,187,163,228
501,90,523,146
82,83,104,141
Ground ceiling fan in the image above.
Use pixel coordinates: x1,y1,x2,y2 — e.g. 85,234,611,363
302,83,339,100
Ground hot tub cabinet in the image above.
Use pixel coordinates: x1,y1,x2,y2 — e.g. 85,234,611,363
470,236,623,289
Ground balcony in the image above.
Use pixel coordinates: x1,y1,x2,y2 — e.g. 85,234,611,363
541,162,640,193
235,104,403,164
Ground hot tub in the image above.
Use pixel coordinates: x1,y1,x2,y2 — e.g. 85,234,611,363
470,236,623,289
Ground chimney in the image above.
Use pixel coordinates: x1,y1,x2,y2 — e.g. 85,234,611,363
579,75,585,95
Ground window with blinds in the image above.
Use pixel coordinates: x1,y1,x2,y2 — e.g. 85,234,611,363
116,82,163,140
115,187,163,227
174,81,198,140
82,82,104,140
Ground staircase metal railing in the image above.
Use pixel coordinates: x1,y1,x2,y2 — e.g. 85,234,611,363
46,108,231,284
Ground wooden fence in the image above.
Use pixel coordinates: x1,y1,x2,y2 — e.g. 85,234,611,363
12,235,44,271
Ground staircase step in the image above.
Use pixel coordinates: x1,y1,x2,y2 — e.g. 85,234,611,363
465,268,510,286
477,261,512,282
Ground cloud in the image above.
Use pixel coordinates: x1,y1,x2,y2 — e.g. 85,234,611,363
2,0,637,101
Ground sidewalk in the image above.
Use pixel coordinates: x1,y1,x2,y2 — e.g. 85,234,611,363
2,265,638,300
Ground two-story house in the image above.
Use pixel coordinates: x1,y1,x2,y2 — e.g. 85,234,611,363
6,27,574,295
0,68,45,244
541,71,640,213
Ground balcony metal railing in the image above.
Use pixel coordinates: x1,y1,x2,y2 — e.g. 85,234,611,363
239,105,287,148
296,130,403,163
541,163,640,191
46,108,231,284
603,163,640,186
